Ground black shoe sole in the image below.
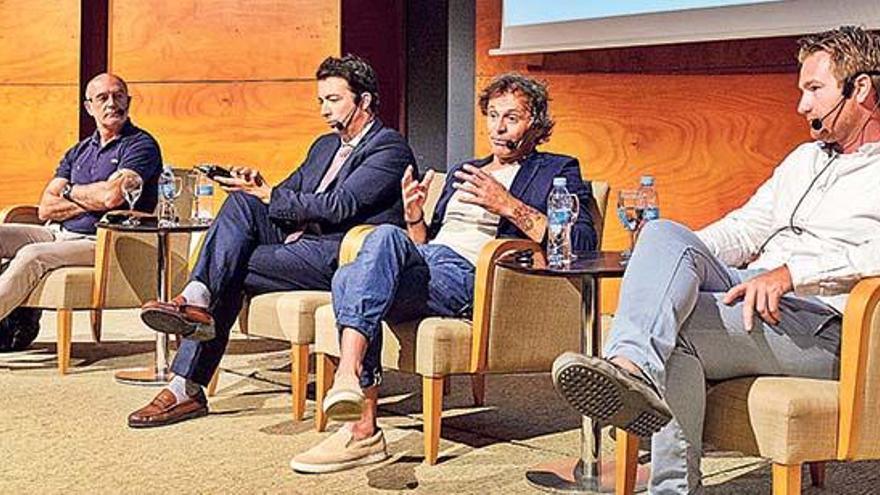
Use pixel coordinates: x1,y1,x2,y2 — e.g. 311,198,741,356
140,309,215,341
127,406,208,429
140,308,197,336
553,354,672,438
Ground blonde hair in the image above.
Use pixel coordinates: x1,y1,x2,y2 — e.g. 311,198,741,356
798,26,880,101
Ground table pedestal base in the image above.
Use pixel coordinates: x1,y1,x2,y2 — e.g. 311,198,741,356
114,367,170,386
525,457,650,494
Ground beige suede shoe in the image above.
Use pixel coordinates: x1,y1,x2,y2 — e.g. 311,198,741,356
290,428,389,474
323,375,365,422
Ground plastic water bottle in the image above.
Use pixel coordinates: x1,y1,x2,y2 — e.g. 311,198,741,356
637,175,659,223
193,172,214,224
547,177,576,269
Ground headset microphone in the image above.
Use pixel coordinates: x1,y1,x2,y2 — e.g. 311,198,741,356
504,139,518,151
332,105,358,132
811,96,847,131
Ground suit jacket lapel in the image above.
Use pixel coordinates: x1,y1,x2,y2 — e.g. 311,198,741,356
508,152,542,200
329,118,385,189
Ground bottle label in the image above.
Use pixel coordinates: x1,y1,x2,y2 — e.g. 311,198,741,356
644,207,660,221
196,184,214,196
549,208,571,226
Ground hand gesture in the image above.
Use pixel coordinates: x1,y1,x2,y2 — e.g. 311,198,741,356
401,165,435,224
215,166,272,203
453,164,515,216
722,265,794,331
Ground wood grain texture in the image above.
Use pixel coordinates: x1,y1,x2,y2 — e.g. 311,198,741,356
125,81,330,184
0,86,80,207
110,0,340,81
0,0,80,84
475,0,810,312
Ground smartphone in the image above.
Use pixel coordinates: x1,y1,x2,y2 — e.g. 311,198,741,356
195,164,233,180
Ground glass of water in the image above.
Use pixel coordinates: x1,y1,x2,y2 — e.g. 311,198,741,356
616,189,643,262
121,173,144,226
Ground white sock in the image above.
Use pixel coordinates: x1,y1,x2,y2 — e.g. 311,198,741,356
168,375,202,402
180,281,211,308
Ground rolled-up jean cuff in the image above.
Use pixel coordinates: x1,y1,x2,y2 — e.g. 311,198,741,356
335,312,377,341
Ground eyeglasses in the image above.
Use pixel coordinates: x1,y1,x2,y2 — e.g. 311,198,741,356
85,91,129,105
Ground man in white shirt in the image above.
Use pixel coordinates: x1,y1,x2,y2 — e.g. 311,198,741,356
551,25,880,494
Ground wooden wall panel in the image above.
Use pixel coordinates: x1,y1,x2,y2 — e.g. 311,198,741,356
0,87,80,206
126,82,329,183
475,0,810,312
0,1,80,84
110,0,339,81
110,0,340,191
0,0,79,208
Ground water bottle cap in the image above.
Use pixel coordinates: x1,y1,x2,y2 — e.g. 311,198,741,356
640,175,655,187
552,177,567,187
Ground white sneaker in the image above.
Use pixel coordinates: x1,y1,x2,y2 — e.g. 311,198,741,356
290,428,389,474
323,375,365,422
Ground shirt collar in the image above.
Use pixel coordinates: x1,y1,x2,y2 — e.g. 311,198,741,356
89,119,135,148
341,119,374,148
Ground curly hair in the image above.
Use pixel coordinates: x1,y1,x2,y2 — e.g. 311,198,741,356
478,72,555,145
316,54,380,113
798,26,880,101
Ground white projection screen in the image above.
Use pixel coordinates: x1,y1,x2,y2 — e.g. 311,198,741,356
492,0,880,55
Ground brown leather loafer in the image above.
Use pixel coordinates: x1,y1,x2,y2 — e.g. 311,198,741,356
128,388,208,428
141,295,215,341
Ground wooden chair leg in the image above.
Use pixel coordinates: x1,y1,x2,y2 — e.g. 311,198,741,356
471,373,486,406
808,461,826,488
206,367,220,397
57,309,72,375
615,429,640,495
237,298,250,337
89,309,102,343
772,463,802,495
291,343,309,421
423,375,444,465
315,353,335,432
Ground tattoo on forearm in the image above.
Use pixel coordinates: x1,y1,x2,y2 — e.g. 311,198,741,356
512,204,538,232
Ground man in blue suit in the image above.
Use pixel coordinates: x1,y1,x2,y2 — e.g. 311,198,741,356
129,54,415,428
290,73,598,473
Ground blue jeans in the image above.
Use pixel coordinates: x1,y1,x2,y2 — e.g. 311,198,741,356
331,225,475,388
172,192,338,385
604,220,840,494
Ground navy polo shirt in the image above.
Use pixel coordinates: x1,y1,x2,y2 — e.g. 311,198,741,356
54,120,162,234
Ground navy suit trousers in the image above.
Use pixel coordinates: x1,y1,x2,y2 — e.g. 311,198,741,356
172,192,337,385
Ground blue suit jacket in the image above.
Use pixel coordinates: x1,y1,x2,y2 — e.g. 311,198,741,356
267,118,414,242
427,151,598,252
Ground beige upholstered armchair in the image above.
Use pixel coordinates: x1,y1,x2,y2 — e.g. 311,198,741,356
0,169,192,374
243,174,448,419
615,277,880,495
311,180,609,464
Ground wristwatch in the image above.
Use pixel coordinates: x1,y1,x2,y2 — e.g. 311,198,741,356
61,183,74,202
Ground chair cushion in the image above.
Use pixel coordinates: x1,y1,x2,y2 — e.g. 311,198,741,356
704,376,839,464
314,304,474,376
247,291,332,343
22,267,95,309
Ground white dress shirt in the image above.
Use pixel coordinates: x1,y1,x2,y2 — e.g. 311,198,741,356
697,141,880,312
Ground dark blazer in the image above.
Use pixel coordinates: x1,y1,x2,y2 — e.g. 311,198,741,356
267,118,414,241
427,151,598,252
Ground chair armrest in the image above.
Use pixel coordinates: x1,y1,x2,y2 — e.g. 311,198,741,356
469,238,542,373
0,205,40,224
339,225,378,265
837,276,880,459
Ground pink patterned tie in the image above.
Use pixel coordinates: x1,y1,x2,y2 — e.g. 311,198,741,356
285,143,354,243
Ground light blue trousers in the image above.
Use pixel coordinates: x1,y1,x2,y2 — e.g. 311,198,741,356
603,220,841,494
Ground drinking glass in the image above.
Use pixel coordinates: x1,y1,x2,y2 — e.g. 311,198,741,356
616,189,643,263
121,173,144,226
158,176,183,226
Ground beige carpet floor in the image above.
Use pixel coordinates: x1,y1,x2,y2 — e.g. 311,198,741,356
0,309,877,494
